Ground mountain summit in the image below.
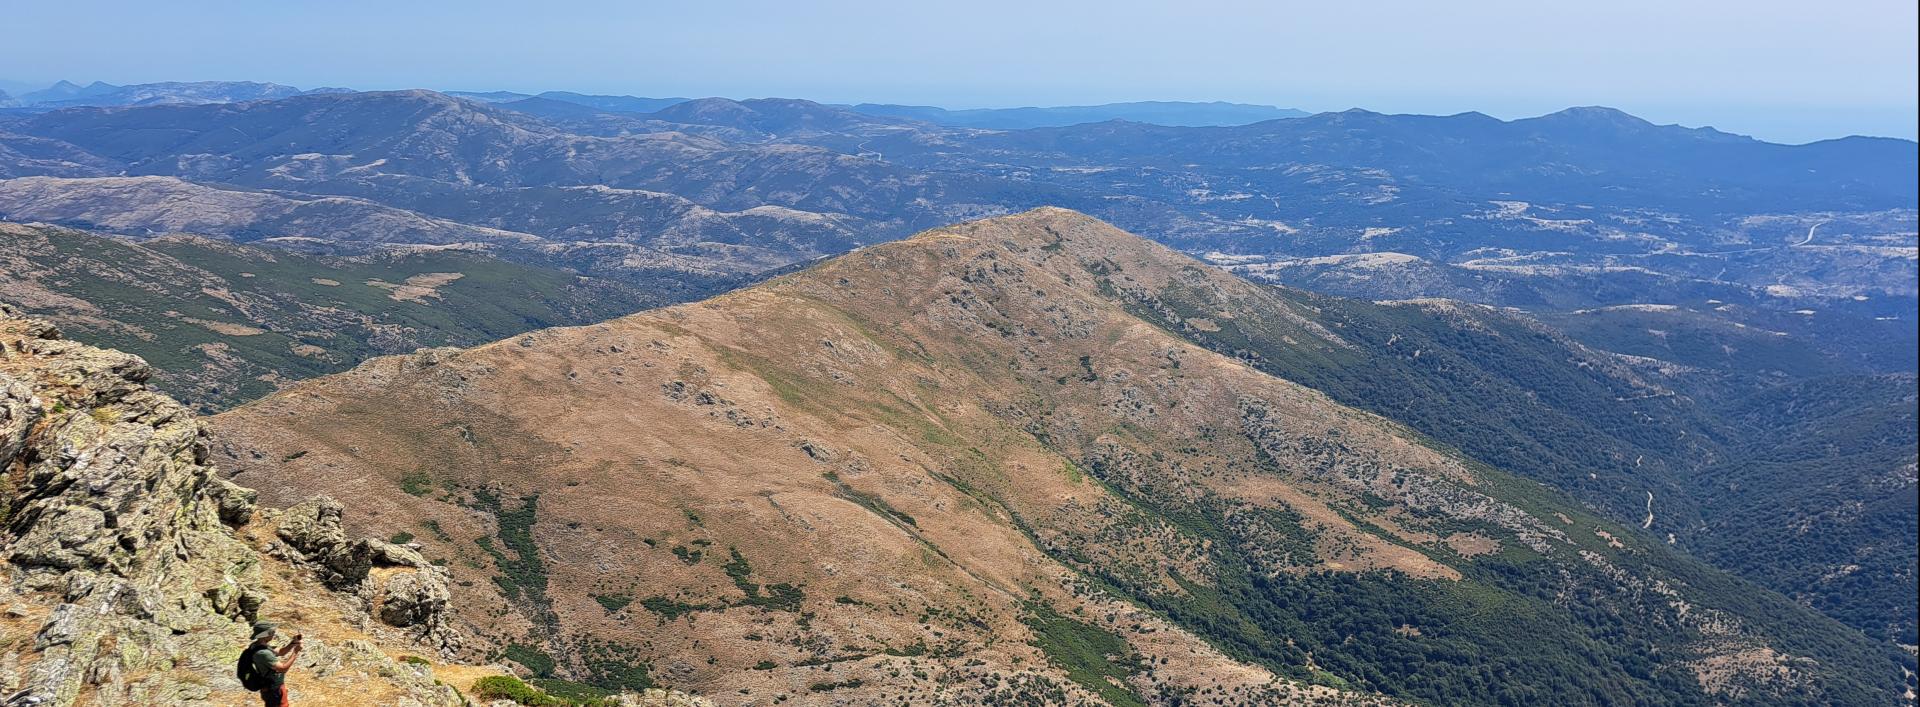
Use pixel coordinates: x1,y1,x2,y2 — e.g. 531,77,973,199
209,209,1907,705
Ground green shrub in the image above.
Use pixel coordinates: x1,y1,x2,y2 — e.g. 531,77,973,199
808,678,865,692
639,597,709,620
591,593,633,613
399,471,433,496
472,675,554,706
421,519,452,541
531,678,613,702
501,644,556,678
1022,602,1146,707
471,672,625,707
468,490,548,606
724,549,805,611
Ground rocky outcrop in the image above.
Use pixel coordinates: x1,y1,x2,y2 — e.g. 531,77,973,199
270,496,459,652
0,306,267,704
0,304,462,706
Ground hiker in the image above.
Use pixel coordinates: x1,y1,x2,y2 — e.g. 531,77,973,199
237,621,303,706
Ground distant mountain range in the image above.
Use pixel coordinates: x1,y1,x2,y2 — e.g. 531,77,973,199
849,100,1311,128
4,79,352,108
462,91,1313,128
3,88,1910,341
11,80,1318,130
447,89,690,114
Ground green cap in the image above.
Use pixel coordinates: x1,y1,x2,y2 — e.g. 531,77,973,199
251,622,277,640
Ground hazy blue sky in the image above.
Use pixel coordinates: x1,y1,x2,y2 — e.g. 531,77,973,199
4,0,1915,143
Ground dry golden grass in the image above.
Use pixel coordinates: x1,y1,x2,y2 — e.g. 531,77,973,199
213,208,1525,704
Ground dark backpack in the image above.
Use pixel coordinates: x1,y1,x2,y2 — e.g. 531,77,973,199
236,647,272,691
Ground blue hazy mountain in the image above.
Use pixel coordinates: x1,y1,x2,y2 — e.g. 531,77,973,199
14,79,120,104
850,100,1311,128
535,91,688,113
444,90,536,103
8,80,348,108
448,90,688,113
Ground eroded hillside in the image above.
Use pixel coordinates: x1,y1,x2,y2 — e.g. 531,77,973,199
211,209,1907,705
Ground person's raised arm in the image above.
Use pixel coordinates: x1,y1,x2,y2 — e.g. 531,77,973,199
274,635,303,671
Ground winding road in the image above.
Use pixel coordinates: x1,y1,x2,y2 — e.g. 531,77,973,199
1791,220,1826,247
1684,220,1829,256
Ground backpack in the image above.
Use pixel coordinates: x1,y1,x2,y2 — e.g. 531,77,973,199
236,647,271,691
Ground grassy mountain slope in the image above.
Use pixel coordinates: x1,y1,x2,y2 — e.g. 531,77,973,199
1111,261,1920,652
0,222,666,410
0,175,542,245
210,210,1907,705
1108,282,1727,526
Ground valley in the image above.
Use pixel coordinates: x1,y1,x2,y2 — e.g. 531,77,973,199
0,222,690,410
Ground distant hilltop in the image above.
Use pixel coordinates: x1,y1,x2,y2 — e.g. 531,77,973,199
4,79,352,108
7,79,1313,129
848,100,1311,128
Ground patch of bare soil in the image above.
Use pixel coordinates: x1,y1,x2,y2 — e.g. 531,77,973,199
1444,532,1501,558
367,272,465,302
184,317,267,336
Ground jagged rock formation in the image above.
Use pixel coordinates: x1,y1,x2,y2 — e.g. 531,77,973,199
271,496,459,652
0,304,299,704
0,304,708,706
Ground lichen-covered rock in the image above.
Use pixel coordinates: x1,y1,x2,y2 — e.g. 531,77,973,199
0,310,469,706
0,310,271,705
377,569,452,628
206,476,259,526
278,497,372,585
270,497,461,652
276,496,349,551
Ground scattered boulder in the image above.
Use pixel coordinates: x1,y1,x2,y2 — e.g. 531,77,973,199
271,496,460,651
205,477,258,526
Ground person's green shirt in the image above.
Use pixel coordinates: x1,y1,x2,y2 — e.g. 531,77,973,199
250,646,286,689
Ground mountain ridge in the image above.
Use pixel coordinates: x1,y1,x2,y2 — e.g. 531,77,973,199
846,100,1312,129
5,80,350,109
208,208,1910,705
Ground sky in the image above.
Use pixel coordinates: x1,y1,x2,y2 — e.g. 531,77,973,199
3,0,1915,144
